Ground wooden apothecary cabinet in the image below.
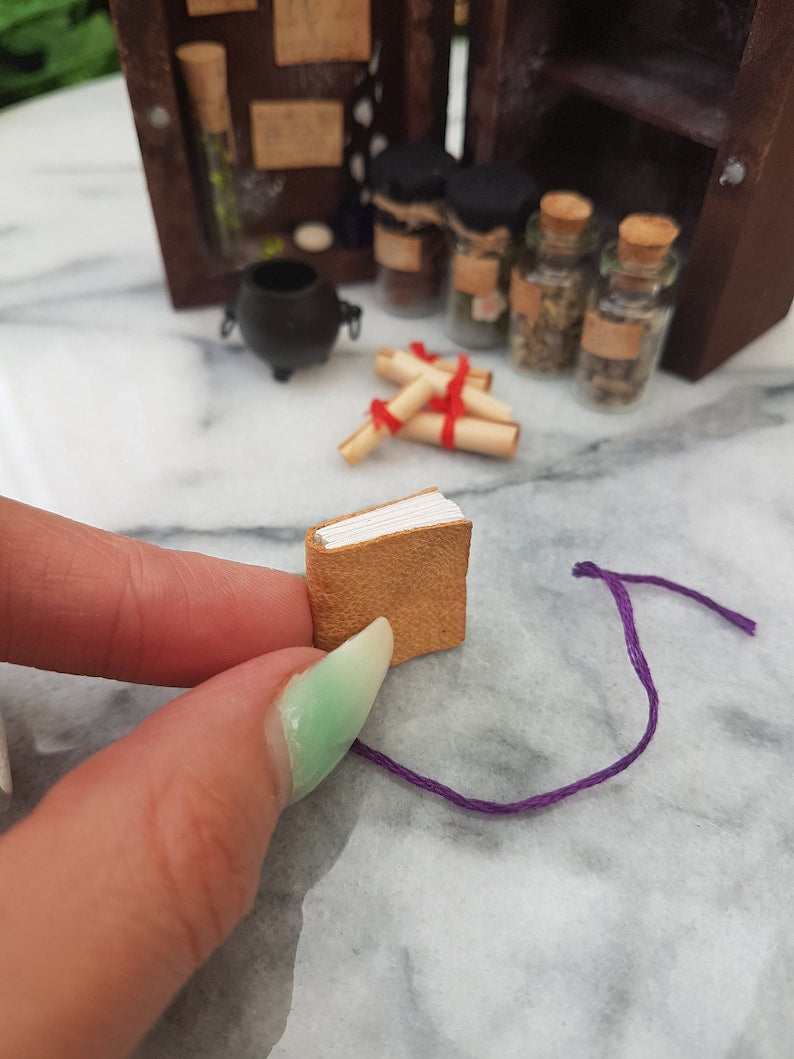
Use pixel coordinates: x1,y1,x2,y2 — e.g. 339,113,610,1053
109,0,454,308
465,0,794,378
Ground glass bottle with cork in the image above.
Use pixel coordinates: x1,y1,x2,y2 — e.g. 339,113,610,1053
572,213,680,411
443,162,537,350
371,143,457,318
509,190,598,375
175,41,241,258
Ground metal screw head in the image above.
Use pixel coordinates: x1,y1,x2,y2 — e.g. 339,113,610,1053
719,158,746,187
148,105,171,130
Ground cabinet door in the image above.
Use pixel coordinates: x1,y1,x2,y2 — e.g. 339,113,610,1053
663,0,794,378
110,0,454,308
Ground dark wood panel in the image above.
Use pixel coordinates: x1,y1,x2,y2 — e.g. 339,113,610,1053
464,0,562,165
110,0,454,308
525,97,716,249
663,0,794,377
543,48,730,148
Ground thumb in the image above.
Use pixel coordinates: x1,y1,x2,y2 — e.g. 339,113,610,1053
0,617,393,1059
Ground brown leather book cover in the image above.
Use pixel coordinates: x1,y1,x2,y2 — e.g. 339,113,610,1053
305,488,472,665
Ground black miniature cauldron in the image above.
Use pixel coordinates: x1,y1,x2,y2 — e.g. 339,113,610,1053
221,259,362,381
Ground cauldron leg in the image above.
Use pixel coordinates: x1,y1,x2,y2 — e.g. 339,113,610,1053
272,367,294,382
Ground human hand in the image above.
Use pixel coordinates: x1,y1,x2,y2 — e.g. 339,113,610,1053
0,497,392,1057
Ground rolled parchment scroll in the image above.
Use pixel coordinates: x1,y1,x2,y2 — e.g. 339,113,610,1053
375,346,492,392
377,349,512,422
398,412,519,459
338,375,436,466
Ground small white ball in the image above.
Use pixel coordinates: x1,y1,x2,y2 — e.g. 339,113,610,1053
292,221,334,254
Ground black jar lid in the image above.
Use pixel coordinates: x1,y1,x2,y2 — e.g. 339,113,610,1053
370,143,458,204
445,162,538,233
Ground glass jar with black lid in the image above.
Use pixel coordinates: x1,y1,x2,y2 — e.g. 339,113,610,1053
444,162,537,350
371,143,457,318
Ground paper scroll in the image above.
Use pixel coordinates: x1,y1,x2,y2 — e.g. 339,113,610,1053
376,346,492,391
398,413,519,459
377,349,511,422
338,376,436,466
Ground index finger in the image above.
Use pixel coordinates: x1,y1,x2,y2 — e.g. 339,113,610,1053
0,497,313,686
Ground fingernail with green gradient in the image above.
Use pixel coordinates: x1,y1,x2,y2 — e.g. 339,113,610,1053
272,617,393,804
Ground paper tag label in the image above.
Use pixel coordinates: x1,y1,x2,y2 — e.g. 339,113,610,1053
453,254,499,298
509,270,541,322
580,311,644,361
374,226,422,273
186,0,257,15
250,100,343,169
272,0,371,66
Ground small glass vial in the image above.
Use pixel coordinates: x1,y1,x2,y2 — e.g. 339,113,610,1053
572,213,680,411
371,143,457,318
444,162,537,350
175,42,241,258
509,191,598,375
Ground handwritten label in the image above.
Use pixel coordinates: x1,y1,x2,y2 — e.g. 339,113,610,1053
250,100,343,169
580,311,644,361
509,269,541,322
453,254,499,298
186,0,257,15
272,0,371,66
374,226,421,273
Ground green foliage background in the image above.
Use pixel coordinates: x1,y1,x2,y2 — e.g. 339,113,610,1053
0,0,119,109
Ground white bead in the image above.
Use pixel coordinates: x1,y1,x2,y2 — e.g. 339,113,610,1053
353,97,374,128
292,221,334,254
349,152,366,183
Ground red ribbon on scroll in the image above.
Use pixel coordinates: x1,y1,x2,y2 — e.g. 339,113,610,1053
429,355,469,449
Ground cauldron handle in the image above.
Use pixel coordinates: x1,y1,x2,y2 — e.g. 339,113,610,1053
220,305,237,339
339,301,362,341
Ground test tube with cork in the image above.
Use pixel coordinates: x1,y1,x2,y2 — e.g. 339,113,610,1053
175,41,241,256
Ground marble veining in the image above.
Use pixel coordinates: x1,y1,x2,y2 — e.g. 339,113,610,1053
2,76,794,1058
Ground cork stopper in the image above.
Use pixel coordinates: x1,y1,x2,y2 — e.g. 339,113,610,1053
175,41,230,134
618,213,680,266
539,191,593,237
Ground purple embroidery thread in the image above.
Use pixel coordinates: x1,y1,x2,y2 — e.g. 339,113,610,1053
351,562,756,815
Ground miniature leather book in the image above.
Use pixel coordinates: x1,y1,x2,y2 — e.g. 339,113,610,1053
305,487,472,665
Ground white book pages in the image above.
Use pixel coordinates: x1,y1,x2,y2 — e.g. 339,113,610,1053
315,490,465,549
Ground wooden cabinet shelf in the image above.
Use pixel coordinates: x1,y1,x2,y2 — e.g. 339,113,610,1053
543,47,731,149
465,0,794,379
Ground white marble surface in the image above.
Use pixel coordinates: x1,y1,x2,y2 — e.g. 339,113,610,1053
2,76,794,1058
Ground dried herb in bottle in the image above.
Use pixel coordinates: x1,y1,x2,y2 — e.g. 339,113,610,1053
509,191,598,375
444,163,537,350
371,143,457,318
572,214,680,412
176,41,241,257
